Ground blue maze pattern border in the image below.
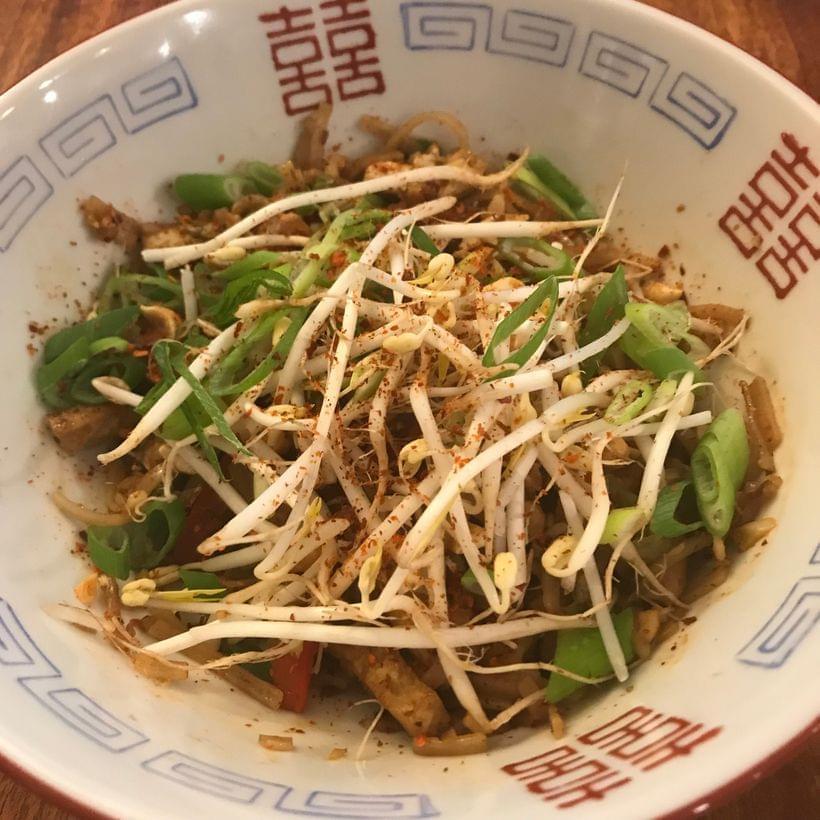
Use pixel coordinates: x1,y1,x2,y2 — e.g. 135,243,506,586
736,541,820,669
1,56,197,253
144,751,439,817
0,599,148,752
0,596,439,816
0,156,53,252
399,3,737,150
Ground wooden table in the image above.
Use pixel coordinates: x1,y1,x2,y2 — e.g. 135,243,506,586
0,0,817,817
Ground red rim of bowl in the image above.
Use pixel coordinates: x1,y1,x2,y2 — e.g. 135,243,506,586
0,0,817,817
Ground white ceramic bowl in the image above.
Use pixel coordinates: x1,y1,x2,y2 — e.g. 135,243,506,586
1,1,818,817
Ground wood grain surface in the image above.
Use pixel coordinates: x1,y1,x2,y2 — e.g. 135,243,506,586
0,0,817,818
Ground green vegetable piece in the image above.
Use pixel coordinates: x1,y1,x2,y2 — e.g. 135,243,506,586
159,341,250,456
209,306,307,397
600,507,644,545
235,161,282,196
86,527,132,580
691,409,749,537
173,174,256,211
482,275,558,371
411,225,441,256
706,408,750,489
204,265,291,328
605,379,654,425
545,609,635,703
578,266,628,378
291,209,386,297
497,237,573,281
460,568,482,595
36,337,90,408
178,568,223,590
131,499,185,570
88,336,129,355
214,251,282,281
651,480,704,538
514,155,596,220
43,306,139,363
624,301,689,347
619,326,702,381
68,352,146,405
86,499,184,579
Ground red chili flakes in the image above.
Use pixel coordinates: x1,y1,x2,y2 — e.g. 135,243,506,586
27,321,49,336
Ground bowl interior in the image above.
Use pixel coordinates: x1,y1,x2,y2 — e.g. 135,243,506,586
0,1,818,818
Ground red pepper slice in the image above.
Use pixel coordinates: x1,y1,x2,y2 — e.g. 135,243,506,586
269,642,319,713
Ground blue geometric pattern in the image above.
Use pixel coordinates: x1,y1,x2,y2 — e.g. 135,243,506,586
579,32,668,98
118,57,198,133
487,9,574,67
650,71,737,149
401,3,574,67
0,599,148,752
0,156,53,252
1,56,198,253
399,4,737,151
0,596,438,815
143,751,439,816
402,2,491,51
39,95,123,178
737,576,820,669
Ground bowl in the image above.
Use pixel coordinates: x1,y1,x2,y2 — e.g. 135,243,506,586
1,0,818,817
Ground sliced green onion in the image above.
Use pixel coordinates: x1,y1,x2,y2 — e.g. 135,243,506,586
291,209,386,297
214,251,282,281
482,275,558,370
160,341,250,456
411,225,441,256
209,307,307,397
514,154,596,220
173,174,256,211
234,161,282,196
707,408,750,488
178,568,223,590
86,527,132,580
600,507,644,545
36,337,90,408
624,301,689,347
350,369,385,404
86,499,184,580
619,326,702,381
605,379,654,425
497,237,573,281
88,336,129,355
43,306,139,363
650,480,703,537
691,409,749,537
578,265,628,378
204,265,291,328
68,353,146,405
545,609,634,702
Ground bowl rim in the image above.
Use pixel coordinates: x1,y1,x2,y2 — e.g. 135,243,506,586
0,0,817,816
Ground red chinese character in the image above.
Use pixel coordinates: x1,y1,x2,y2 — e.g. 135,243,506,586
502,746,631,808
771,132,819,190
577,706,722,771
320,0,385,100
259,6,314,36
259,7,332,115
756,193,820,299
718,162,800,258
